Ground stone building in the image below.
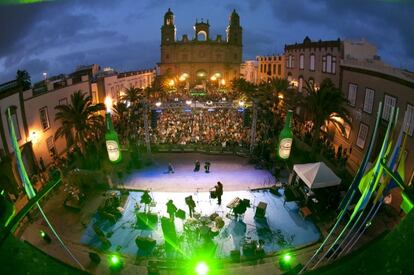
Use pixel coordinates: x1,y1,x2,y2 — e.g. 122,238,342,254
0,74,90,198
335,60,414,185
256,55,285,83
240,60,258,84
93,68,156,104
158,8,242,88
284,36,342,92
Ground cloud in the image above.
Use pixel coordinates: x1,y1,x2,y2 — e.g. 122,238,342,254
0,0,413,84
268,0,414,69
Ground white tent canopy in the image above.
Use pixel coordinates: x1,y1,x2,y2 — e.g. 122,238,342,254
293,162,341,189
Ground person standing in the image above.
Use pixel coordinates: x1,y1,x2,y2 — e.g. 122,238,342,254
166,200,177,221
168,162,175,173
185,196,196,218
194,160,200,172
204,161,211,173
215,181,223,205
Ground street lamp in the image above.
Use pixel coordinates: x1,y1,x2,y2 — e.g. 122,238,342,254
186,100,192,106
155,101,162,107
239,100,245,107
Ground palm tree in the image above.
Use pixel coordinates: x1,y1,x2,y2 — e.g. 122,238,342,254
16,70,31,90
54,91,105,153
301,78,351,150
112,101,128,141
121,86,143,108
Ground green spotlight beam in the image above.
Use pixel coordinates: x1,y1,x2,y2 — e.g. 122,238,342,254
7,108,85,271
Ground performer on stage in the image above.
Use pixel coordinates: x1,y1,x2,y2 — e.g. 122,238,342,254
166,199,177,221
167,162,175,174
194,160,200,172
185,196,196,218
204,161,211,173
215,181,223,205
140,190,152,212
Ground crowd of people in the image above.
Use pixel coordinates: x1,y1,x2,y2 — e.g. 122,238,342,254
153,108,251,147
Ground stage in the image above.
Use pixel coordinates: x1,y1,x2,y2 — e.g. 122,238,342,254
80,190,321,259
122,153,276,192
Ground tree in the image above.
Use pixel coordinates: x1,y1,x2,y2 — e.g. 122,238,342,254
54,91,105,154
112,101,128,141
121,86,143,108
16,70,31,90
301,78,351,151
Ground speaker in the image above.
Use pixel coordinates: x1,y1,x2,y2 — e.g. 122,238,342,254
176,209,186,219
136,212,158,230
151,110,158,129
161,217,177,251
135,236,156,250
255,202,267,219
230,249,241,262
242,241,256,258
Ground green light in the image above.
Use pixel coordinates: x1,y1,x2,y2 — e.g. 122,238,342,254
110,255,120,265
40,230,46,237
283,253,292,262
195,261,209,275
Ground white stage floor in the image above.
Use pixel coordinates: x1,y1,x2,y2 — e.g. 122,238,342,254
122,153,276,192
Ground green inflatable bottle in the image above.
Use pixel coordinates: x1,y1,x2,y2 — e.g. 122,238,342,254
278,110,293,159
105,112,122,163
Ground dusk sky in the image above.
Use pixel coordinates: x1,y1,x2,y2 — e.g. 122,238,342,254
1,0,413,83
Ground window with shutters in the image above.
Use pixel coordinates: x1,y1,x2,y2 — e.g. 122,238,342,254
39,106,50,131
363,88,375,114
46,136,56,156
403,104,414,136
356,123,369,149
348,83,357,106
299,54,304,70
309,54,315,71
382,94,396,121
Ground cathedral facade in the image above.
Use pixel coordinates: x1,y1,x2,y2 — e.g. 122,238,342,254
158,9,242,88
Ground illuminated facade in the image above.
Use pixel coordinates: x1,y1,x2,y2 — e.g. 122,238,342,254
284,37,342,91
0,74,90,197
240,60,258,84
158,8,242,88
256,54,285,83
335,61,414,184
94,68,156,104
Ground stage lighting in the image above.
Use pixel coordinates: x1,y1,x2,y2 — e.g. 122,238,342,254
283,253,292,262
39,230,51,243
195,261,209,275
108,254,123,270
279,252,295,270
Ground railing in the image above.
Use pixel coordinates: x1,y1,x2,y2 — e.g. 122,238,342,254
150,100,237,110
150,143,250,156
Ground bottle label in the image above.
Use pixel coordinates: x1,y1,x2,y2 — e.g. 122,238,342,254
106,140,120,162
279,138,292,159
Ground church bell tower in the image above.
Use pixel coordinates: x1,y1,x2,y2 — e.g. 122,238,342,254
161,8,176,44
226,9,242,46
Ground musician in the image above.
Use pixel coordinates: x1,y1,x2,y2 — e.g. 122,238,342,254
166,199,177,221
215,181,223,205
167,162,175,174
204,161,211,173
140,191,152,212
185,196,196,218
194,160,200,172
